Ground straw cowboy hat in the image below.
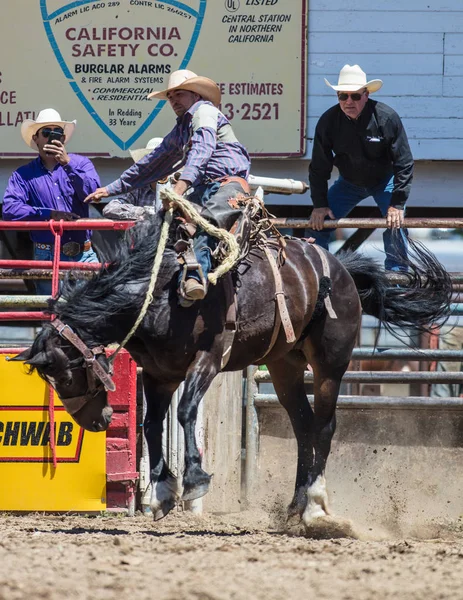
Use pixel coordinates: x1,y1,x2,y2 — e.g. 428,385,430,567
21,108,76,151
129,137,164,163
324,64,383,93
147,69,221,107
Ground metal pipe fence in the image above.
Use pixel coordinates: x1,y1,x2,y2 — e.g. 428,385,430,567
0,219,134,320
254,394,463,410
254,369,463,385
0,270,94,280
271,217,463,229
243,213,463,500
350,347,463,360
0,260,103,270
0,219,134,231
2,217,462,512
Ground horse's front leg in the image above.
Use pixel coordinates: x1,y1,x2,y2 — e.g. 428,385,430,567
143,373,181,520
177,352,220,502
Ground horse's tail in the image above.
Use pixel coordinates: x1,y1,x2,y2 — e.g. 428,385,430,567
337,237,453,338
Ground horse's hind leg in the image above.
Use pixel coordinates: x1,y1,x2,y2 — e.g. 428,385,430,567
143,373,181,520
301,327,355,526
266,358,315,523
302,364,344,522
268,339,352,526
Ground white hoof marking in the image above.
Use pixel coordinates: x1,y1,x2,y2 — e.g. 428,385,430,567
150,475,180,515
303,475,330,524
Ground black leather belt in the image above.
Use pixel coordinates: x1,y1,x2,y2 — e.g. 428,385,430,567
35,240,92,257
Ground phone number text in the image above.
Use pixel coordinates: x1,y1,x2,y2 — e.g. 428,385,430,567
218,102,279,121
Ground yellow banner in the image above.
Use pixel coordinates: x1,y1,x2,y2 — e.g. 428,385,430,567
0,0,307,157
0,408,84,462
0,354,106,511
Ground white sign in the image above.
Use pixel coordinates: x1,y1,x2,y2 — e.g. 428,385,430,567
0,0,307,157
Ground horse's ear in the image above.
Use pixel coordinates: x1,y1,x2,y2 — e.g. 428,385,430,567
8,348,49,376
9,347,34,362
24,351,51,368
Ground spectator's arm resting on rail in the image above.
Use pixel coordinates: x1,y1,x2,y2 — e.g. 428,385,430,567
308,118,336,230
387,112,413,229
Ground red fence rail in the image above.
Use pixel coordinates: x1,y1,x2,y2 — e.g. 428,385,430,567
0,218,135,318
0,219,139,513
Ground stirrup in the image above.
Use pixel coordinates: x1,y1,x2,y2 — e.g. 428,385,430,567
178,263,207,307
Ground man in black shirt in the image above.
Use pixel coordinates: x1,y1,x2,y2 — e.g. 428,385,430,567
308,64,413,271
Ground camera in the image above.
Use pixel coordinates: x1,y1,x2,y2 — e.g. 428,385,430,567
47,130,64,145
45,130,64,155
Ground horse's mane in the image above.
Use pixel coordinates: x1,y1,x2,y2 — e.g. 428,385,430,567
51,213,180,335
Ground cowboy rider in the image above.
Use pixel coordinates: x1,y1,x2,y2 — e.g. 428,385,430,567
85,69,251,305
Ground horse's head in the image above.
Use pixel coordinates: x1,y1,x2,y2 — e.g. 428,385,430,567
12,321,114,432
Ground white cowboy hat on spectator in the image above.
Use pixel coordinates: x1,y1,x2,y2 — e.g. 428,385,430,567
324,64,383,93
147,69,221,107
129,137,164,163
21,108,76,151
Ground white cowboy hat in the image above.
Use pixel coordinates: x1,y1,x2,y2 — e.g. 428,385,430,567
129,137,164,163
147,69,221,107
324,64,383,93
21,108,76,151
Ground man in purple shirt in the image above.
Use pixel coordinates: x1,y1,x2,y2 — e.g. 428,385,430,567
85,70,251,305
2,108,100,295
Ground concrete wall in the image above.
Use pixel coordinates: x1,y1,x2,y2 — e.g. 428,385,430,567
252,403,463,535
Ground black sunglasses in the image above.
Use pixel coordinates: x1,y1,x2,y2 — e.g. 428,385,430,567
337,92,365,101
40,127,65,138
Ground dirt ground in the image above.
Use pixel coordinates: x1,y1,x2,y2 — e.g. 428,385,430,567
1,509,463,600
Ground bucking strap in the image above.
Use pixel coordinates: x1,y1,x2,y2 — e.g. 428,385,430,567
310,244,338,319
220,272,238,370
263,246,296,344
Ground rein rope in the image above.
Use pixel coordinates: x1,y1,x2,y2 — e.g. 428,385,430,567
109,188,240,363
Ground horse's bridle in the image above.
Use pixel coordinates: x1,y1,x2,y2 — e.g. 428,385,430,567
50,318,116,415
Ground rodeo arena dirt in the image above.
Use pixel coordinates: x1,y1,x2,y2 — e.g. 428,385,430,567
1,192,463,600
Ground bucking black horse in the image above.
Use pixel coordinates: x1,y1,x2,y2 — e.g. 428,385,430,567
13,214,452,527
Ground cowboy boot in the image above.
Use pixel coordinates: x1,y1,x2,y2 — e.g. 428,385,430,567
183,278,206,300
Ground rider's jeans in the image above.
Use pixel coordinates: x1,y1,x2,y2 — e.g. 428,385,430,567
178,180,240,286
306,175,409,272
186,232,216,284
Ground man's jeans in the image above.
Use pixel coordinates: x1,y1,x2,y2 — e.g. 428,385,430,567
33,245,99,296
184,232,216,285
307,175,408,271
